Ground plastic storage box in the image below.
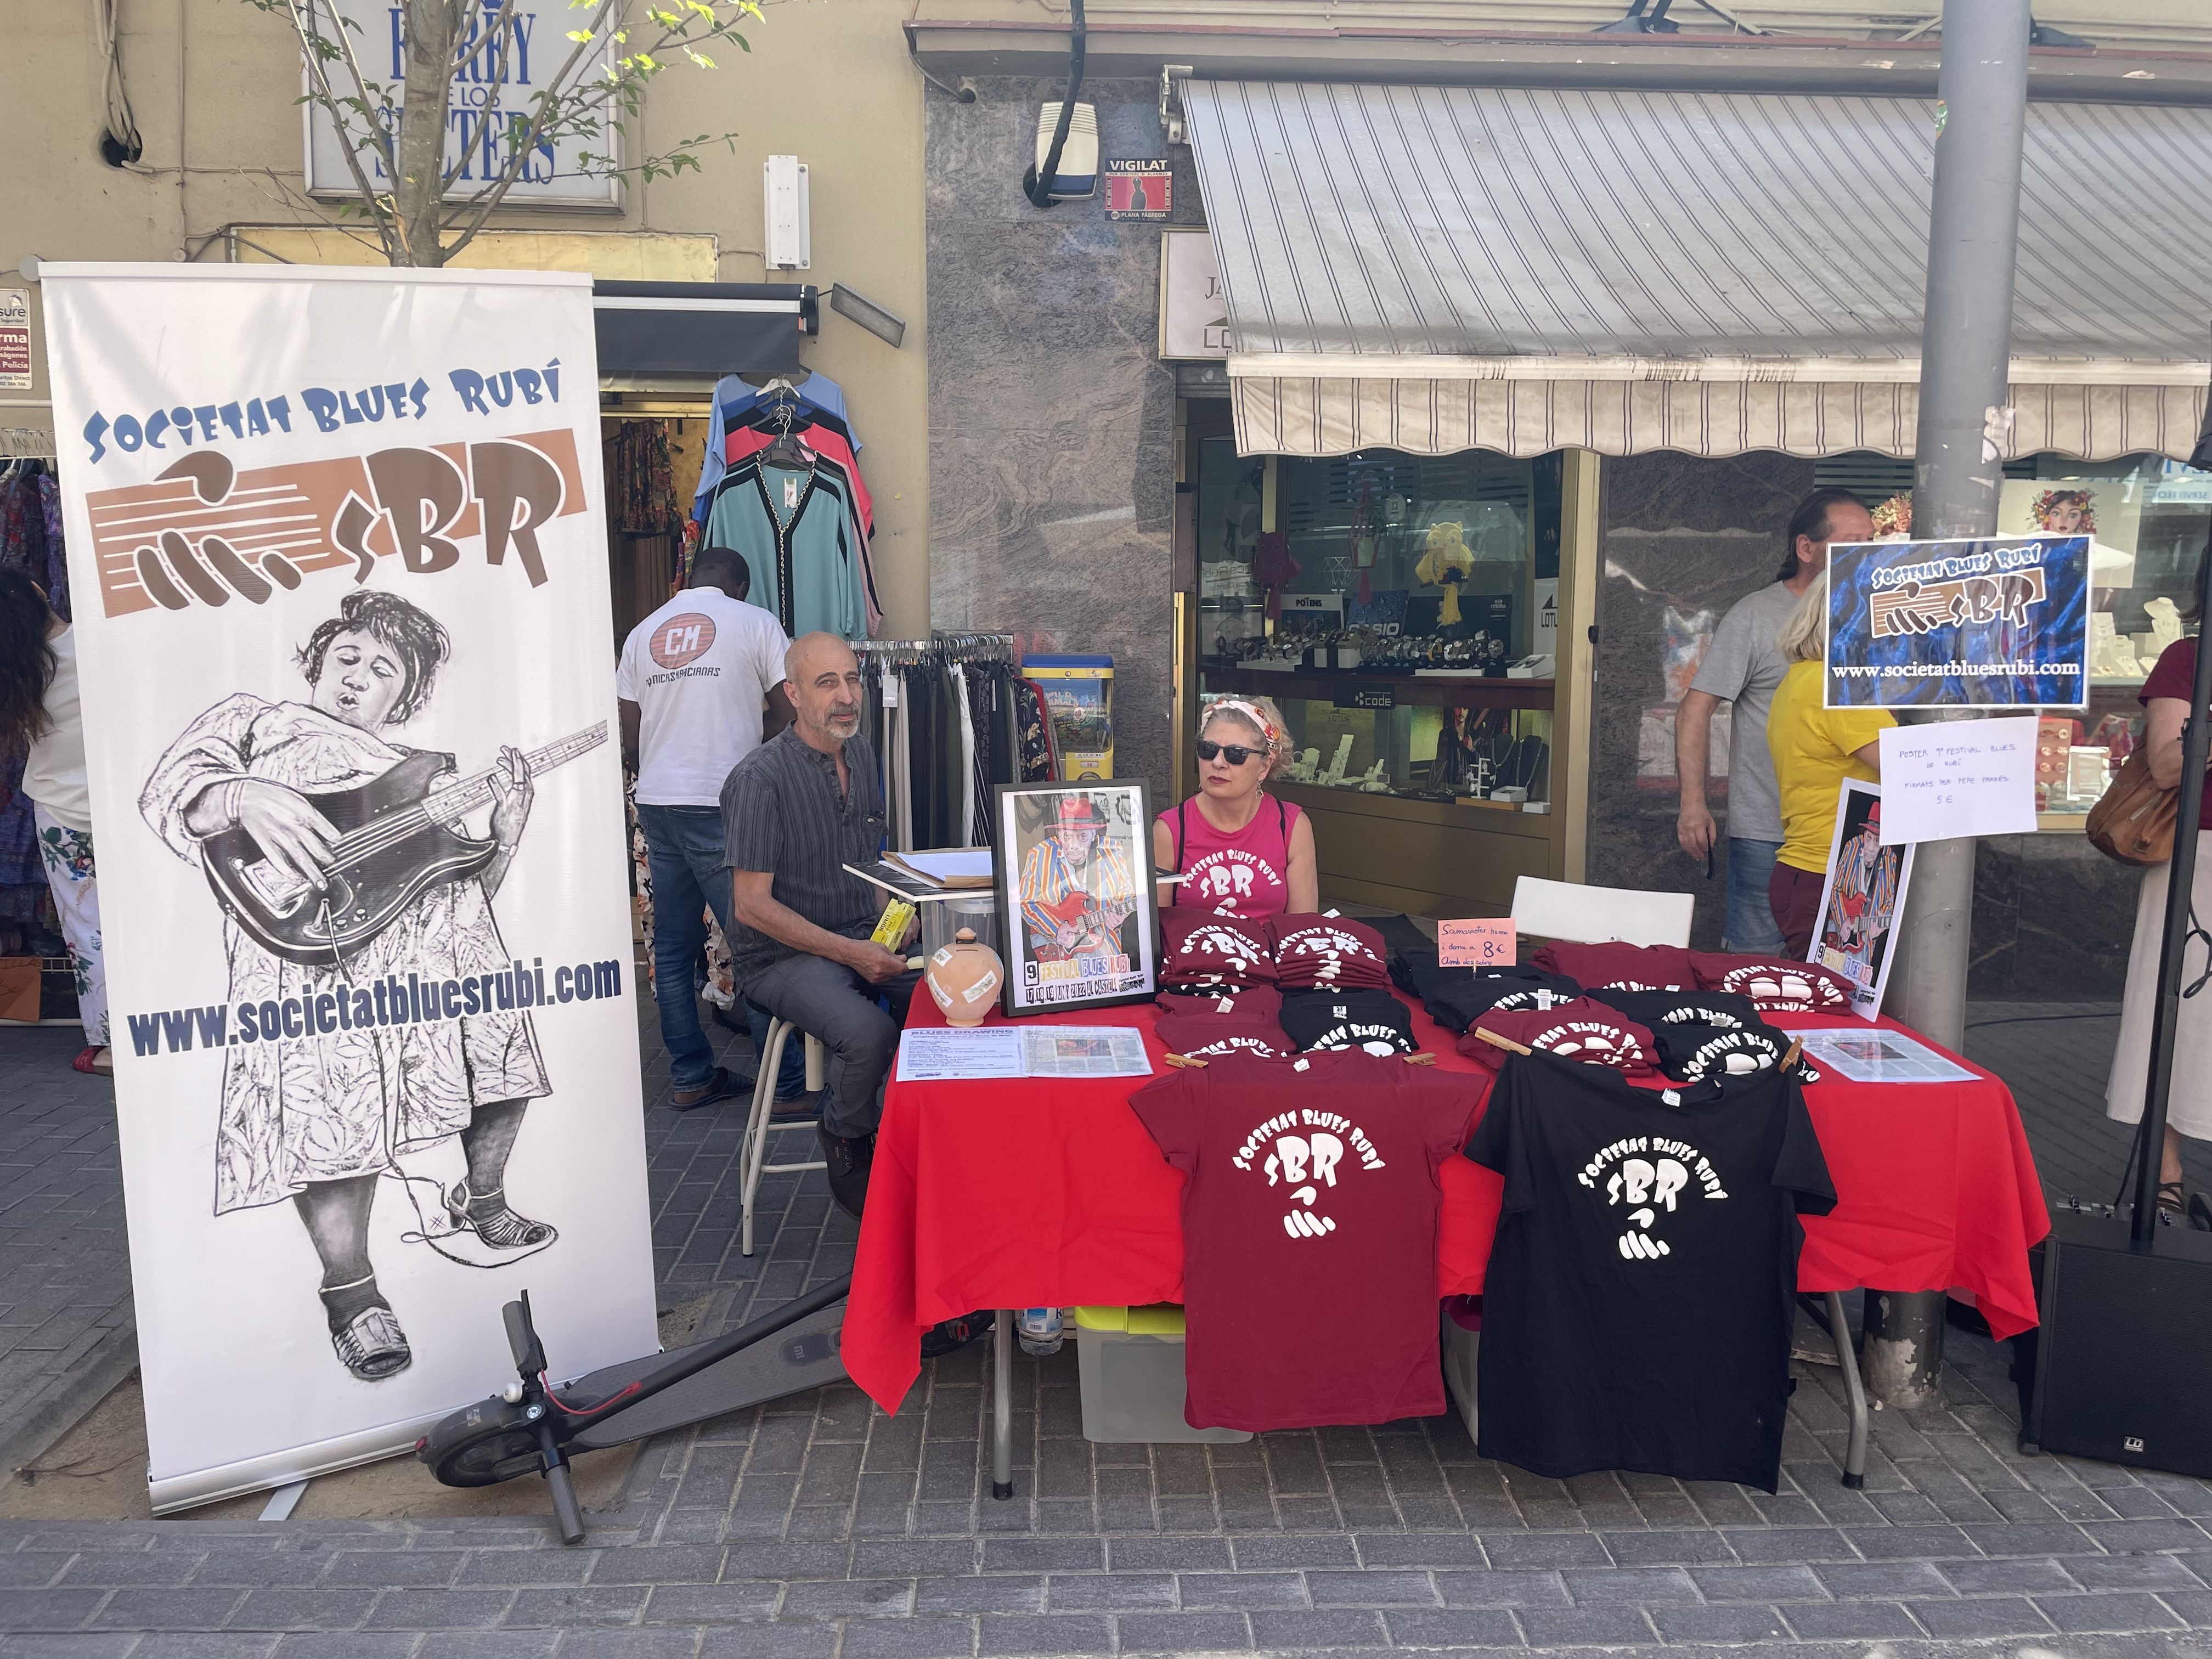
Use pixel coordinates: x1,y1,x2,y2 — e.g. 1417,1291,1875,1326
1073,1305,1252,1444
1441,1305,1479,1443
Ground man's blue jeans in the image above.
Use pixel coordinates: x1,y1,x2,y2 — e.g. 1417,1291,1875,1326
635,802,803,1097
1724,836,1786,955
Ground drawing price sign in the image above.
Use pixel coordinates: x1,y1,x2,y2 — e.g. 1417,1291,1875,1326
1438,917,1516,968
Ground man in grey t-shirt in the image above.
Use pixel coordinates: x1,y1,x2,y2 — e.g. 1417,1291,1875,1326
1675,489,1875,951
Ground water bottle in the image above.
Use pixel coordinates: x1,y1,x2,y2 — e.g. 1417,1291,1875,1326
1017,1307,1065,1356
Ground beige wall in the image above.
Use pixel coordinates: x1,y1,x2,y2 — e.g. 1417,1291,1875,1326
0,0,932,635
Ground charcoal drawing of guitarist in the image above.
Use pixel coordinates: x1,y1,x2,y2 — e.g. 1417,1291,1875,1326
140,590,553,1384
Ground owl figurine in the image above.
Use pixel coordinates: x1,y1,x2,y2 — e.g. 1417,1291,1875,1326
1416,521,1476,625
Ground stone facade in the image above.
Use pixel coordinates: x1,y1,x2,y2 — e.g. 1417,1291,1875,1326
924,78,1204,802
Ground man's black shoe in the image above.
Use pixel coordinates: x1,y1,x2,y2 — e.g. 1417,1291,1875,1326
819,1125,874,1217
773,1089,823,1122
670,1064,749,1112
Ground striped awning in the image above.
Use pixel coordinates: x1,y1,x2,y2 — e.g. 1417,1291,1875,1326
1181,82,2212,462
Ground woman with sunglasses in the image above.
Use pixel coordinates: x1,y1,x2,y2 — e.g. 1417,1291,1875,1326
1153,696,1318,918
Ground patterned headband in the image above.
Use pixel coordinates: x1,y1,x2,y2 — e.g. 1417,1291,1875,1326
1203,698,1280,751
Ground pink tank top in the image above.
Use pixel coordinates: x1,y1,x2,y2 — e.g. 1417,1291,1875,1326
1162,795,1302,918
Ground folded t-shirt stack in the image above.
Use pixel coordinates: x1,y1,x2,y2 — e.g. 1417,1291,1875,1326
1423,970,1587,1034
1389,946,1473,1000
1156,984,1284,1022
1690,952,1857,1015
1271,916,1392,991
1459,997,1658,1074
1160,911,1276,992
1532,940,1699,993
1584,988,1821,1084
1155,1015,1295,1060
1279,986,1420,1055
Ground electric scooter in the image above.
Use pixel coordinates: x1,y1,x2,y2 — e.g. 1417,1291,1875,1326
418,1274,852,1543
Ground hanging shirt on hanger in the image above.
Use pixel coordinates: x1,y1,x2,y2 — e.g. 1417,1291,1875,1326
1129,1051,1477,1429
693,372,860,523
1465,1052,1835,1492
703,460,867,641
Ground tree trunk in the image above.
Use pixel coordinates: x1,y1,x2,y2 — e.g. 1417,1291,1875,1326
393,0,464,266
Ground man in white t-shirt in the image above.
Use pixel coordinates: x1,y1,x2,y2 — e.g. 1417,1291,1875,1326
1674,489,1874,951
618,546,794,1110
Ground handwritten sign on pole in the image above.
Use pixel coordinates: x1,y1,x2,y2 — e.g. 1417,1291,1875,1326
1876,717,2039,845
1438,917,1517,968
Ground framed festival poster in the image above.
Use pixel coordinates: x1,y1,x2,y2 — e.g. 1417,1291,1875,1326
1808,780,1915,1022
994,781,1159,1016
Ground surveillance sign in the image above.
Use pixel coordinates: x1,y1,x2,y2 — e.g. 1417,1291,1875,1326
1105,159,1173,222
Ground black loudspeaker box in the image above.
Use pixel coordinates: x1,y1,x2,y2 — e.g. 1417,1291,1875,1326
2023,1208,2212,1478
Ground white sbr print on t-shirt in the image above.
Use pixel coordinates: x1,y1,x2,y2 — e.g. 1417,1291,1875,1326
1231,1106,1389,1239
1576,1134,1730,1262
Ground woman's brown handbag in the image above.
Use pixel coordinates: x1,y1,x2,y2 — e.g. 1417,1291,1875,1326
2086,747,2177,865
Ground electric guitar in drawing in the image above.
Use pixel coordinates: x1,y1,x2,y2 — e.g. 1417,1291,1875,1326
201,722,608,968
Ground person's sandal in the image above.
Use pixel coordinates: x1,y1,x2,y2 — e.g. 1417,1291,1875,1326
71,1046,113,1076
320,1289,412,1381
445,1182,558,1250
2157,1179,2186,1217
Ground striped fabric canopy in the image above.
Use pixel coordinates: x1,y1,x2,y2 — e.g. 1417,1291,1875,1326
1181,82,2212,462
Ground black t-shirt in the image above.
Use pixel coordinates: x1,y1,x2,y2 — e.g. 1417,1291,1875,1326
1464,1053,1836,1491
1584,988,1764,1033
1425,973,1587,1034
1278,988,1419,1054
1649,1022,1819,1085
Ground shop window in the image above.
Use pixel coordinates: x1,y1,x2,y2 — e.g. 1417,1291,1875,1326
1196,445,1562,810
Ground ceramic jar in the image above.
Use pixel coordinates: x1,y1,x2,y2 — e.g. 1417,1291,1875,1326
926,928,1003,1026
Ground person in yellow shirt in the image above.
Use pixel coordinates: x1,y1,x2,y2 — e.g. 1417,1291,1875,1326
1764,587,1895,957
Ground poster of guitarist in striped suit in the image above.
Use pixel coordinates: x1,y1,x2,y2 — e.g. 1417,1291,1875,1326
139,589,594,1383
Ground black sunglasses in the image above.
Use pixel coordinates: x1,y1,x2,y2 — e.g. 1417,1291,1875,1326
1195,740,1262,766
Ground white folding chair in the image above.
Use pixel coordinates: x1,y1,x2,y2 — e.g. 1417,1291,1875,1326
1509,876,1694,949
741,1019,827,1256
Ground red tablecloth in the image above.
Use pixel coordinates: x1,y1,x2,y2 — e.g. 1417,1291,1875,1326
845,994,2050,1416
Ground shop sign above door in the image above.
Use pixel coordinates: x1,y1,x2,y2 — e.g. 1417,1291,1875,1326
303,0,622,210
1158,228,1230,361
1105,160,1172,222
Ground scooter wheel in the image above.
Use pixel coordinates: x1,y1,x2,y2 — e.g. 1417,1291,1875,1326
421,1398,545,1488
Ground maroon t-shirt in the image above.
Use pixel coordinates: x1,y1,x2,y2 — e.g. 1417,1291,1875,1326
1156,985,1284,1023
2142,637,2212,828
1690,952,1855,1015
1458,1000,1659,1075
1160,911,1276,986
1533,941,1698,992
1129,1052,1478,1430
1154,1017,1294,1059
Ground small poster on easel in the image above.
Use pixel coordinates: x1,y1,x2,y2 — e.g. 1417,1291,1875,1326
1808,780,1915,1021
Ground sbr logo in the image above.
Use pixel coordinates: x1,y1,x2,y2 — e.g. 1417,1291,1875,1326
650,612,716,669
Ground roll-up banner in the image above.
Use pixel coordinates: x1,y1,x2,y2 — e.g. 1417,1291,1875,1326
39,265,657,1512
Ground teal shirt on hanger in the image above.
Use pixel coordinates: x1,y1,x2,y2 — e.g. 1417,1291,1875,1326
703,460,867,641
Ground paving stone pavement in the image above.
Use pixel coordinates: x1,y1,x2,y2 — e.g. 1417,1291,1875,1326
6,992,2212,1655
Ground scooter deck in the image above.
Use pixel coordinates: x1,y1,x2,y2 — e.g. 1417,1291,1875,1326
562,1306,848,1450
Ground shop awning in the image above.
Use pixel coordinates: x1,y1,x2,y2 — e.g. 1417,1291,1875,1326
592,281,818,377
1180,82,2212,462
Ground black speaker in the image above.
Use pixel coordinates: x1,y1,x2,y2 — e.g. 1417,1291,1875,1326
2022,1209,2212,1477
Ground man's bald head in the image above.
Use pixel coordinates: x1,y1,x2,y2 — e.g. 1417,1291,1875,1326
783,631,865,754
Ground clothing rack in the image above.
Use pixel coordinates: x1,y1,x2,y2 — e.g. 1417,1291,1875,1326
0,427,58,459
853,636,1023,852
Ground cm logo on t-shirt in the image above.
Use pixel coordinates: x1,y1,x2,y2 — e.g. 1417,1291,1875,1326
650,612,718,669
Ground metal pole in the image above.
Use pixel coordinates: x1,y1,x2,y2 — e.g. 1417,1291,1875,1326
1866,0,2033,1410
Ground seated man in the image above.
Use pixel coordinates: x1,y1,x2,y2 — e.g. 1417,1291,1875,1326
724,631,917,1216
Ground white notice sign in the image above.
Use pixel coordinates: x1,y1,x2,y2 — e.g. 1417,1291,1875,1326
1877,718,2039,845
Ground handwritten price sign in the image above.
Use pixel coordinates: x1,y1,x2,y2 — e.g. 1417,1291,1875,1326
1438,917,1517,968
